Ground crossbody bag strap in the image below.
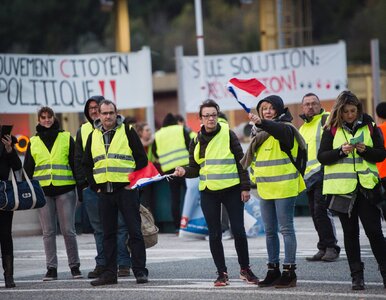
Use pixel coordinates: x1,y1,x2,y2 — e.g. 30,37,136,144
21,168,37,208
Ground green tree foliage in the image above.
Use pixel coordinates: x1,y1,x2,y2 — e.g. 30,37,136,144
1,0,385,70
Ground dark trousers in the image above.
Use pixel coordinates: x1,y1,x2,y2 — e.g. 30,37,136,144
307,181,340,252
201,186,249,273
0,210,13,256
168,177,186,230
337,190,386,266
99,188,147,278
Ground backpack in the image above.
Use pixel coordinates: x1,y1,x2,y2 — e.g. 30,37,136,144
283,124,308,176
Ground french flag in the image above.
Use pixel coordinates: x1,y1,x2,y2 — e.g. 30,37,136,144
226,78,266,113
128,162,163,189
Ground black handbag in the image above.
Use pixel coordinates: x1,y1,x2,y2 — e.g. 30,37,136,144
0,168,46,211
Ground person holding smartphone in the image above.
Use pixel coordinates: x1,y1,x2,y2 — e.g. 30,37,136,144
0,130,21,288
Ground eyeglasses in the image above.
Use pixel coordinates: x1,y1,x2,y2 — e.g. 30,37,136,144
202,114,218,119
100,111,115,116
88,106,99,111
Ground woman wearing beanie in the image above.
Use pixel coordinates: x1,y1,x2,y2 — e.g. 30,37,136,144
245,95,306,288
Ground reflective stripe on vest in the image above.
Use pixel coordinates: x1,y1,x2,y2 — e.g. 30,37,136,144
91,125,136,183
323,125,379,195
194,123,240,191
30,132,75,187
81,122,93,150
155,125,189,172
252,135,305,199
299,112,329,180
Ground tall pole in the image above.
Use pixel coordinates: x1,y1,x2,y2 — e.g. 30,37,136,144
371,39,381,116
115,0,130,52
194,0,207,101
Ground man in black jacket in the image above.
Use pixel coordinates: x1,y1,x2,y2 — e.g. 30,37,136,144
83,99,149,286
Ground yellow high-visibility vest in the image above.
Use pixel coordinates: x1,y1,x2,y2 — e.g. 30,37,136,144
252,135,305,199
30,132,75,187
323,125,379,195
155,125,189,172
91,125,136,183
299,112,329,181
194,123,240,191
81,122,93,150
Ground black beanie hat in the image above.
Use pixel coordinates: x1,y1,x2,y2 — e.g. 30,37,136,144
376,102,386,119
256,95,285,117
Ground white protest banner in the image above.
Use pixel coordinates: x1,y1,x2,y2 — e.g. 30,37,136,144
0,47,153,113
180,42,347,112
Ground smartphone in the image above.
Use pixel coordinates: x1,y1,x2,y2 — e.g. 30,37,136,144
0,125,13,139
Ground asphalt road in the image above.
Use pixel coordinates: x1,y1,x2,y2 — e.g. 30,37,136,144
1,216,386,300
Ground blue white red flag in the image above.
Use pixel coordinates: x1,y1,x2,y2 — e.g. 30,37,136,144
226,78,266,113
128,162,169,189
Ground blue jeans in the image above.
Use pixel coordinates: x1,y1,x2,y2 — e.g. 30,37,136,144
259,196,297,265
83,187,131,267
38,190,80,268
200,186,250,273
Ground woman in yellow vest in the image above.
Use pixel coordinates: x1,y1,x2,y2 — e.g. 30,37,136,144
173,99,258,287
318,91,386,290
247,95,305,288
24,106,82,281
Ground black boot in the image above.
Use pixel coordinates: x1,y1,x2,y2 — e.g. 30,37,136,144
275,264,297,288
379,264,386,288
258,263,281,287
349,262,365,290
2,255,16,288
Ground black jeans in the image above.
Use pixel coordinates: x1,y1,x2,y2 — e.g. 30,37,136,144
0,210,13,256
201,186,250,273
307,181,340,252
99,188,147,278
168,176,186,230
337,190,386,266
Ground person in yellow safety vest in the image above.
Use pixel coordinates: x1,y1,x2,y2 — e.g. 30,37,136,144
23,106,83,281
375,102,386,222
82,99,149,286
299,93,341,263
318,90,386,290
134,121,156,213
246,95,305,288
74,95,132,279
152,113,191,232
173,99,259,287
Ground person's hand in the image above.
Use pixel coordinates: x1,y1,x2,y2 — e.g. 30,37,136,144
172,166,186,177
341,142,354,155
248,113,262,125
1,134,13,153
241,191,250,203
354,142,366,153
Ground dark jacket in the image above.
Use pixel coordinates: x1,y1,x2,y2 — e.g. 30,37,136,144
74,96,104,189
23,119,76,197
0,137,21,181
318,113,386,166
183,123,250,192
256,107,296,154
82,115,148,194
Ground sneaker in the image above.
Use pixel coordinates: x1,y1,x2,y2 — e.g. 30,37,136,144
118,266,131,277
135,272,149,284
88,265,105,279
43,267,57,281
305,250,325,262
321,247,339,262
214,272,229,287
222,230,233,240
71,266,83,279
240,267,259,284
